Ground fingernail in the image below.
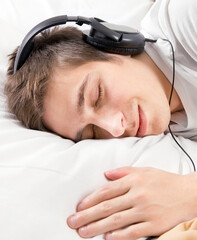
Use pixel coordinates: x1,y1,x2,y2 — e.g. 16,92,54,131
105,169,117,175
77,202,83,211
68,215,77,228
105,233,113,240
79,226,88,236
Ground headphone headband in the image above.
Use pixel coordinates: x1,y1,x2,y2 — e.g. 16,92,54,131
14,15,145,73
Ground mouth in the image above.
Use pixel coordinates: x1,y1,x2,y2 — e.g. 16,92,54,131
136,106,147,137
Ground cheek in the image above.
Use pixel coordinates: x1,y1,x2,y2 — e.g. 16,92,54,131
108,81,132,104
147,101,171,135
109,92,128,107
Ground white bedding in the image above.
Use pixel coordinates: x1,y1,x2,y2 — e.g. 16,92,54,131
0,1,197,240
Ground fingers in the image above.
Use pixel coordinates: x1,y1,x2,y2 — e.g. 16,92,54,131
105,222,154,240
77,176,130,211
77,208,145,238
68,193,132,230
77,167,144,211
105,167,134,180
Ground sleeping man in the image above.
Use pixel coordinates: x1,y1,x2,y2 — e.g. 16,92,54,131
4,0,197,239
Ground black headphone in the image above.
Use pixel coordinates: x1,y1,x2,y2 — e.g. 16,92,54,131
13,15,147,73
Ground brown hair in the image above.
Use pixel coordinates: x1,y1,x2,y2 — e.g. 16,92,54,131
4,26,114,132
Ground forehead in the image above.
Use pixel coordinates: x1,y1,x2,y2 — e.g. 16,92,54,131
42,66,84,138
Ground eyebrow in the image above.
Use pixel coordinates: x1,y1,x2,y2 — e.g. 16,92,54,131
75,74,89,142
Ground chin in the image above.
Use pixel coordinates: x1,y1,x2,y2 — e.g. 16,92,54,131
151,114,170,135
148,122,169,136
156,125,169,135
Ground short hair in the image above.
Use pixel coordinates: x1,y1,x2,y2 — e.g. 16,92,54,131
4,26,114,132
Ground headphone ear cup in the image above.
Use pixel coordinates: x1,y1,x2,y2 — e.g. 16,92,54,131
83,33,144,56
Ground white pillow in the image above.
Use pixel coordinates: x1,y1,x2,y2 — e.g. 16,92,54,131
1,1,196,240
0,0,154,33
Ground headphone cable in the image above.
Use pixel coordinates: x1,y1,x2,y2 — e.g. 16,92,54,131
146,37,196,172
164,38,196,172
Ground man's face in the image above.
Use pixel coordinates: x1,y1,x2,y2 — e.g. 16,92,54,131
43,53,172,141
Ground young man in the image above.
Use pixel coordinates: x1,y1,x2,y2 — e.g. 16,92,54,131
5,27,182,142
4,0,197,239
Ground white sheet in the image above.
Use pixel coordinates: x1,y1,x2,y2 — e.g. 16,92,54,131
0,1,197,240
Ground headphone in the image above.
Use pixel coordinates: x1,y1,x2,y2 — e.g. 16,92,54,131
14,15,148,73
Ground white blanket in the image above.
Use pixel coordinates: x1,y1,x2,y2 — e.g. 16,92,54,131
0,1,196,240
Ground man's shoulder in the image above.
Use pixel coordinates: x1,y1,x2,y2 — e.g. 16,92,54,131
168,0,197,29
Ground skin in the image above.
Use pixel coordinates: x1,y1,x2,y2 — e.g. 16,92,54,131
42,52,193,239
67,167,197,240
43,52,183,141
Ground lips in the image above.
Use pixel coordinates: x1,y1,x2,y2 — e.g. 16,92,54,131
137,106,147,137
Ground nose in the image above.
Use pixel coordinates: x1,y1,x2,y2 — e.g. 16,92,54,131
94,111,125,138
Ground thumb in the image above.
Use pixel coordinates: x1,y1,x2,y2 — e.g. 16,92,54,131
104,167,133,180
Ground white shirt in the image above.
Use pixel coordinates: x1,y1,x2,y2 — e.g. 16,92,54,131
140,0,197,141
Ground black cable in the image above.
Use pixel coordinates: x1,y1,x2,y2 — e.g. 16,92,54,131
145,37,196,172
145,38,157,43
168,125,196,171
163,38,196,172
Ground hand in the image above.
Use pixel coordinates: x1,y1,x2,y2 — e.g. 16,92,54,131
67,167,197,240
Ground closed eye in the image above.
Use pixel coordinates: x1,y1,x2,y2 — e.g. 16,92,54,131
95,84,103,107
